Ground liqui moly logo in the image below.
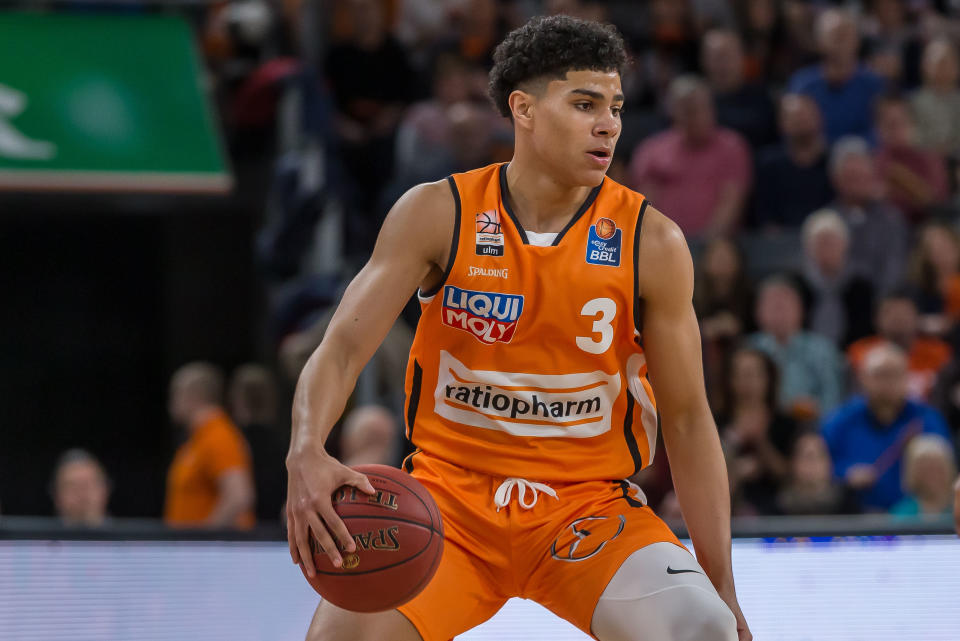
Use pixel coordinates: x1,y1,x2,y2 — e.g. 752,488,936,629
441,285,524,344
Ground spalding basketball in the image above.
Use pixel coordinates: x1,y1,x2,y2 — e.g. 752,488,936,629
301,464,444,612
596,217,616,239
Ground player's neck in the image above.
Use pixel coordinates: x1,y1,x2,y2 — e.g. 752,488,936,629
503,158,595,233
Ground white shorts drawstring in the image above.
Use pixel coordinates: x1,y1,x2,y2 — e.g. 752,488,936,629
494,477,559,511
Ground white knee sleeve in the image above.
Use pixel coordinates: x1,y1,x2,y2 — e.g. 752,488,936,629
590,542,737,641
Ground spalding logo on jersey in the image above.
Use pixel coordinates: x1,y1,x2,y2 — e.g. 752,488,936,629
586,217,622,267
442,285,523,344
475,209,504,257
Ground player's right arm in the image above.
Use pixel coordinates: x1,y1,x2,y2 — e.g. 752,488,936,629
286,179,455,575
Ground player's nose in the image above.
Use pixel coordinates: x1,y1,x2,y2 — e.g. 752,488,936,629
594,114,620,138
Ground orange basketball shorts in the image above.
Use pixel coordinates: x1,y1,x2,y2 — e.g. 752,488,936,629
397,452,684,641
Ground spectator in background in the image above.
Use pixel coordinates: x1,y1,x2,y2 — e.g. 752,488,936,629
753,93,834,229
954,476,960,535
394,0,463,63
798,209,874,347
386,99,507,205
776,431,859,516
930,359,960,436
829,136,909,296
911,222,960,335
324,0,417,253
165,362,255,530
847,290,952,401
628,74,752,238
394,54,492,169
229,364,286,522
861,0,922,90
50,449,111,527
733,0,809,85
694,237,754,407
701,29,777,149
716,347,797,515
911,38,960,156
340,405,398,466
874,95,949,224
748,275,845,420
788,8,884,143
440,0,502,67
891,434,957,517
823,343,951,512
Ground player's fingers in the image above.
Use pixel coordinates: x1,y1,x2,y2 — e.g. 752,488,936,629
295,511,321,576
307,509,343,568
320,503,357,554
345,471,376,495
287,511,301,565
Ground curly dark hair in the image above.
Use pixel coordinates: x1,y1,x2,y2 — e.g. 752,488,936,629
488,15,628,118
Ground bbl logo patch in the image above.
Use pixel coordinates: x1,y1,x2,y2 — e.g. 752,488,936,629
475,210,504,257
586,216,621,266
550,515,626,562
442,285,523,344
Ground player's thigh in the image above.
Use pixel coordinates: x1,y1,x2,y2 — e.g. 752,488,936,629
305,600,422,641
590,542,736,641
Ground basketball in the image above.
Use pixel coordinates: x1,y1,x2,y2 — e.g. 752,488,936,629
476,210,501,234
301,464,444,612
596,217,616,239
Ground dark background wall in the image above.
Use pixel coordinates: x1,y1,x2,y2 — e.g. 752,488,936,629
0,194,262,517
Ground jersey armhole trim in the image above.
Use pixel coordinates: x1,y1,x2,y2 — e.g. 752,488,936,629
404,359,424,457
419,176,461,299
633,199,649,339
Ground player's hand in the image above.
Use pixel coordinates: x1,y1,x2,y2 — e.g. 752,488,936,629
286,447,376,577
718,589,752,641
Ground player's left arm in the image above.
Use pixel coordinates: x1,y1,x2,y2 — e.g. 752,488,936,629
637,206,751,641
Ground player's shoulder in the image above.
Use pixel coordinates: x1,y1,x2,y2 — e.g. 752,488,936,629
637,204,689,262
378,177,458,267
635,204,693,299
393,178,456,218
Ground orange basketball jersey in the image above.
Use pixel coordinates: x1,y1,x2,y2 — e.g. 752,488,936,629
403,163,658,482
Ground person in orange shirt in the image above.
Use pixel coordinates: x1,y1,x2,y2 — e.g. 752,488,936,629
165,362,256,529
288,15,749,641
847,290,952,400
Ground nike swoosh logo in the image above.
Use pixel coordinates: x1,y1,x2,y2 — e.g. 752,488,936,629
666,566,702,575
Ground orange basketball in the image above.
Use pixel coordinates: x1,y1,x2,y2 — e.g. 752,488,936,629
300,464,444,612
596,217,616,239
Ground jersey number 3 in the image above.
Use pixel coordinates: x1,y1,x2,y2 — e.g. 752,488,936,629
576,298,616,354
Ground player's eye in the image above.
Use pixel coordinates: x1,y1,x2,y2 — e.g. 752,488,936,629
612,106,623,117
574,102,592,111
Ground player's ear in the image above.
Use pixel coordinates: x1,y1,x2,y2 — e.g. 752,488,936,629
508,89,535,131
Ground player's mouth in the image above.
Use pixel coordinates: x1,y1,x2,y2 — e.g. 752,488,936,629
586,148,612,166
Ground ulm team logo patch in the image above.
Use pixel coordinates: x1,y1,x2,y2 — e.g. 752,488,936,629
442,285,522,344
475,209,504,257
586,216,622,266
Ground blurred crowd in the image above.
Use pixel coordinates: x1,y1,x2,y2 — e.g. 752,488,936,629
22,0,960,528
304,0,960,523
45,361,400,529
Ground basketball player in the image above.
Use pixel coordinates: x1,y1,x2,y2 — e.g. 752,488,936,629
287,16,751,641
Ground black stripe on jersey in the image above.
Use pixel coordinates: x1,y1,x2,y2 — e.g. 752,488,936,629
550,179,603,247
402,449,422,473
405,360,424,458
498,163,602,246
420,176,462,298
633,199,649,343
622,393,643,475
617,480,646,508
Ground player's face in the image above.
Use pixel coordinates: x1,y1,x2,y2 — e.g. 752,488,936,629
531,69,623,186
